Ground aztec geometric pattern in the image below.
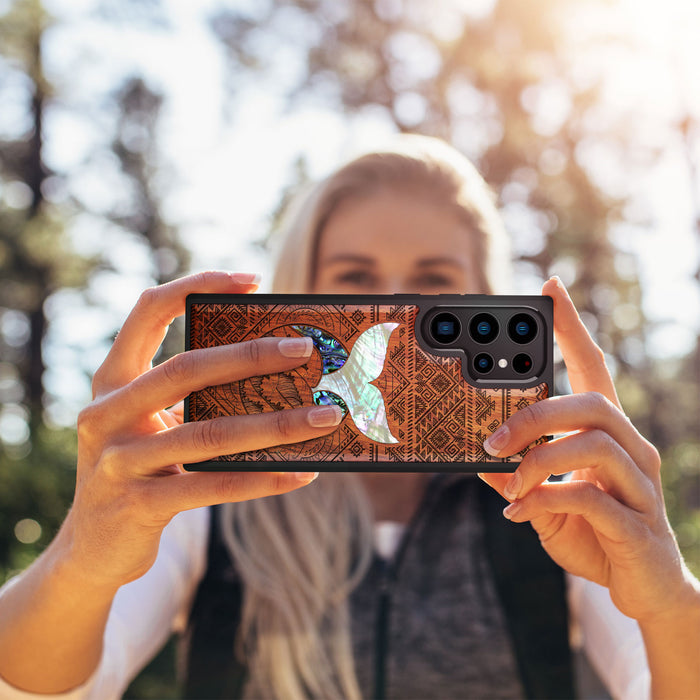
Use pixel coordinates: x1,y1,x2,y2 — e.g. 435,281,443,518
187,303,548,465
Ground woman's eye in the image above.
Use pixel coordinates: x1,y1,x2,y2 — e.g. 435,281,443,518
334,270,376,287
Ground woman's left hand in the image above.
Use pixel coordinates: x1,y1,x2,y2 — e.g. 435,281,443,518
479,277,697,625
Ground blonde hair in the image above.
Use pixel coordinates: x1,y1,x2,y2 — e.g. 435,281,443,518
221,135,510,699
220,475,373,700
271,134,510,294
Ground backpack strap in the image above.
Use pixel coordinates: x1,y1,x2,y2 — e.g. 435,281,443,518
478,480,576,699
181,505,247,699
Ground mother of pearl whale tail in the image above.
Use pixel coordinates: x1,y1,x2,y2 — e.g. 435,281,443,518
310,322,400,444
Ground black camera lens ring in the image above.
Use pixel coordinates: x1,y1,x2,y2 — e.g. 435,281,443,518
469,312,499,344
512,353,534,374
430,311,461,345
508,313,538,344
473,352,495,374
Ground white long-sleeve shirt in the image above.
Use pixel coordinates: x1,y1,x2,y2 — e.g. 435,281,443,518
0,508,650,700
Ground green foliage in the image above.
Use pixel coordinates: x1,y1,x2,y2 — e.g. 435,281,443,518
0,424,76,584
108,76,191,286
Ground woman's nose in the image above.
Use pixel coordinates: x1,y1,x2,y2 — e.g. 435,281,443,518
384,276,413,295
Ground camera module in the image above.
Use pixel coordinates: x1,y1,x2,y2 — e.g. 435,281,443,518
473,352,494,374
508,313,537,344
469,313,499,344
430,312,461,345
512,353,533,374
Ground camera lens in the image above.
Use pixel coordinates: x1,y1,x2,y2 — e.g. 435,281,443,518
469,313,499,344
473,353,494,374
430,312,461,344
508,313,537,344
513,353,533,374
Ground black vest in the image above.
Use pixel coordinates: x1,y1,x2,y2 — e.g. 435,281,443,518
181,477,575,699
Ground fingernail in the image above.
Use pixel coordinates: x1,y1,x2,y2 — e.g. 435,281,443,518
308,405,343,427
503,501,521,520
483,425,510,455
551,275,571,298
504,470,522,501
294,472,319,483
279,337,313,358
230,272,262,285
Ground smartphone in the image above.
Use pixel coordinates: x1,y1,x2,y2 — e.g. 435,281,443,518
184,294,553,472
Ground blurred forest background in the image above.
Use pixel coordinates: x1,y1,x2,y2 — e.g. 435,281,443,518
1,0,699,696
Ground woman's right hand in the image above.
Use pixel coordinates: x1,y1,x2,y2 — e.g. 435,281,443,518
63,271,341,591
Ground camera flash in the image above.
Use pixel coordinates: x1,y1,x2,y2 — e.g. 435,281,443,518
498,358,508,368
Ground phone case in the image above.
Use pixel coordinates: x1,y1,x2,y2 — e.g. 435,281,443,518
184,294,553,472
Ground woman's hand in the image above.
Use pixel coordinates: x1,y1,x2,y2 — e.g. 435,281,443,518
0,271,344,694
478,277,699,627
64,271,342,590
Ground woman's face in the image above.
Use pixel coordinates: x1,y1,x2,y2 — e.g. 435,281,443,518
312,188,482,295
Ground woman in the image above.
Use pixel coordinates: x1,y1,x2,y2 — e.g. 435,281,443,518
0,136,698,699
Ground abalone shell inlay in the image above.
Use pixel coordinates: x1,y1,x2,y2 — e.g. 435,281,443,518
312,390,349,416
292,324,348,374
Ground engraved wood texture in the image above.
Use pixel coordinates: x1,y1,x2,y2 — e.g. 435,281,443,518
188,303,548,464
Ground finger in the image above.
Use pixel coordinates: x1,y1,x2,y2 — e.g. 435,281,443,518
106,336,314,423
107,405,344,475
159,410,181,430
477,472,511,498
498,482,611,585
500,430,655,512
94,271,260,395
502,480,640,546
483,392,659,479
164,401,184,426
542,277,620,408
147,469,319,517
